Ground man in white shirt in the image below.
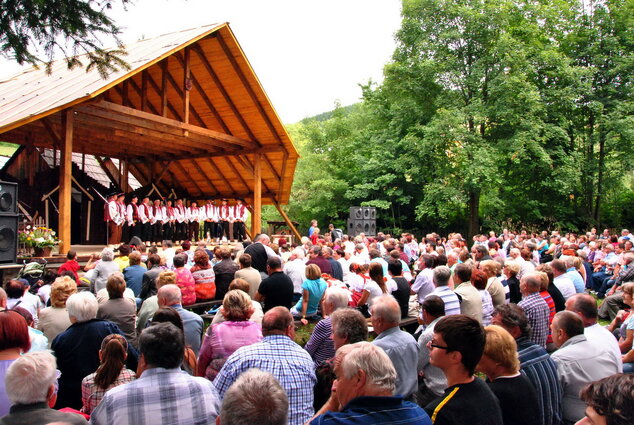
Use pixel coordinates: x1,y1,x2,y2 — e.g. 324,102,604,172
283,248,307,303
202,198,217,242
151,198,164,244
138,196,153,245
411,255,435,305
233,199,249,242
565,294,622,372
187,201,201,242
551,260,577,300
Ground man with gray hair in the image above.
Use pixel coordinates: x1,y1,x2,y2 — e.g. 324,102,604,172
283,247,307,302
157,284,203,355
310,342,431,424
218,369,288,425
371,295,418,400
0,351,88,425
518,273,550,348
425,265,461,316
244,233,279,279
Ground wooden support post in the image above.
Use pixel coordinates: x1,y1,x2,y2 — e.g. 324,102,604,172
252,154,262,236
274,202,301,244
120,160,129,193
183,47,191,126
59,109,73,254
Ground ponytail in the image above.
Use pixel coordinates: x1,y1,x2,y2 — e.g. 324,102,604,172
368,263,387,294
94,334,127,389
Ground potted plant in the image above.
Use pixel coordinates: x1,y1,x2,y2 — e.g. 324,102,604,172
21,226,60,257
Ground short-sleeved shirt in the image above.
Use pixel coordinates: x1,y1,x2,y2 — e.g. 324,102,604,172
294,278,327,315
425,378,503,425
258,271,294,312
363,280,385,309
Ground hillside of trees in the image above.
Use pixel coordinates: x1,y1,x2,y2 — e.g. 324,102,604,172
266,0,634,237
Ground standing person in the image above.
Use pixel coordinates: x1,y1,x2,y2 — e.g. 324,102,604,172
174,199,187,243
233,199,249,242
80,334,136,414
115,193,126,244
90,323,219,425
105,193,120,247
244,234,279,279
125,194,141,240
476,325,540,425
424,315,503,425
162,199,175,242
187,201,201,242
150,198,164,245
203,198,217,242
218,199,232,241
138,196,153,246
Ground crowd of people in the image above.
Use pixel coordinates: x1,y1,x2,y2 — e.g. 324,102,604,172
0,224,633,424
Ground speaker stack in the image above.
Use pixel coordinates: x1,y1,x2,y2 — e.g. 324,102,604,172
347,206,376,236
0,181,18,263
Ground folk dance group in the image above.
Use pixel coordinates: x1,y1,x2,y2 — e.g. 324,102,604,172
104,193,249,246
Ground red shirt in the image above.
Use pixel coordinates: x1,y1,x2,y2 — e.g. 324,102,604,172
58,260,81,282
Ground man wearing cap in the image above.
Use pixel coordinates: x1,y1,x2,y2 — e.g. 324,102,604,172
233,199,249,242
126,194,141,240
218,199,232,241
203,198,217,242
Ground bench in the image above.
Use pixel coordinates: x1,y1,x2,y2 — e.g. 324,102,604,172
184,300,222,314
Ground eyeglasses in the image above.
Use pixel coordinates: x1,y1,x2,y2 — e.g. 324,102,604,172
427,339,452,350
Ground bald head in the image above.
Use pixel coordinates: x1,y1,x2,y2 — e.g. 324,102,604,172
520,273,542,295
261,306,293,337
157,284,182,307
565,294,598,326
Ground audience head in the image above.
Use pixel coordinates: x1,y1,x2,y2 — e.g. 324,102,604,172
238,253,252,268
228,278,250,293
432,266,451,287
94,334,128,390
491,304,532,339
4,279,26,299
431,315,485,376
266,256,282,273
550,259,567,276
5,351,58,405
578,373,634,425
139,322,184,369
219,369,288,425
151,307,185,332
504,261,520,278
370,295,400,333
520,273,542,295
322,286,350,316
219,248,232,260
193,250,210,269
50,276,77,308
128,251,142,266
387,260,402,277
330,308,368,350
173,254,186,268
222,290,253,322
454,263,472,284
477,325,520,380
117,244,130,256
101,247,115,262
305,264,321,280
422,295,445,324
157,270,176,288
551,310,585,348
66,291,98,323
261,307,293,338
470,268,488,290
157,284,182,307
0,310,30,353
148,253,161,268
106,272,126,299
565,294,598,327
333,342,396,407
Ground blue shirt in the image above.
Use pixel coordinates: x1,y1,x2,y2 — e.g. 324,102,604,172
565,268,585,294
370,257,389,277
123,264,146,296
372,327,418,398
294,278,327,315
214,335,316,425
312,396,431,425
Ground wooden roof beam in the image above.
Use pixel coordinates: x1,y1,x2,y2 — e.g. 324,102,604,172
188,159,220,195
146,144,284,162
173,160,204,197
204,157,238,194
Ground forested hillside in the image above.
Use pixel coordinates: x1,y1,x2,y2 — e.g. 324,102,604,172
267,0,634,236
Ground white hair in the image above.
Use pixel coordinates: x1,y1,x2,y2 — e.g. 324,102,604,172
221,368,288,425
66,291,98,322
157,284,182,306
339,342,396,392
370,295,400,324
292,247,305,260
324,286,349,311
5,351,57,404
101,247,114,261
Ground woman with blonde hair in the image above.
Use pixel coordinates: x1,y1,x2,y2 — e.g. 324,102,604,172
291,263,328,325
477,325,540,425
81,334,135,413
479,260,506,307
37,275,77,346
197,290,262,381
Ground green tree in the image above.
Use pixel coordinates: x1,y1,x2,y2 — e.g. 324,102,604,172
0,0,130,77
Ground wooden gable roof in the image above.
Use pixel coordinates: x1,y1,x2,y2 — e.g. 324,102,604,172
0,23,298,204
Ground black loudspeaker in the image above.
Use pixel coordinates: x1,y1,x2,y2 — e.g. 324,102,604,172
349,207,363,220
0,181,18,263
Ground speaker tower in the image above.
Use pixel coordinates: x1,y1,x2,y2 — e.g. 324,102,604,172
0,181,18,263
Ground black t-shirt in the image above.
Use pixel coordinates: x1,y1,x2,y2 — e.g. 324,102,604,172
487,374,539,425
391,277,410,319
243,243,268,273
425,378,503,425
257,271,294,312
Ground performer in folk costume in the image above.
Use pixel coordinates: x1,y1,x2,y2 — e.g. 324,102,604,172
162,199,175,242
138,196,153,245
203,198,217,242
218,198,232,241
126,194,141,240
151,198,164,244
116,193,127,243
187,201,201,242
174,198,187,242
232,199,249,242
105,193,122,246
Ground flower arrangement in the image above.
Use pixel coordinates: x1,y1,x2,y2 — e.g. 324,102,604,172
19,226,60,248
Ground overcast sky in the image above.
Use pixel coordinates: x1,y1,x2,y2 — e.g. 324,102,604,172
0,0,402,123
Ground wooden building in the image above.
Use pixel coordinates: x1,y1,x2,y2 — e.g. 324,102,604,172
0,23,300,253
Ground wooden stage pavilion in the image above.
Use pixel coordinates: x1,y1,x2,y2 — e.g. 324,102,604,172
0,23,301,254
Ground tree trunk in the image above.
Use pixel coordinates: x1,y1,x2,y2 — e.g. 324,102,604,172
468,189,480,239
594,129,606,226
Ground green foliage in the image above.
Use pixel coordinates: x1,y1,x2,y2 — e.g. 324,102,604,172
282,0,634,236
0,0,131,77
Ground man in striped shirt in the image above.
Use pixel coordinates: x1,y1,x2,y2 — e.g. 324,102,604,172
425,266,461,316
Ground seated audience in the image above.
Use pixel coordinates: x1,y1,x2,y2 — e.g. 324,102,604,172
291,263,328,323
417,295,448,406
57,250,81,283
304,286,349,368
576,373,634,425
211,278,264,325
255,257,294,312
37,275,76,347
156,284,203,356
90,323,219,425
477,325,540,425
1,351,88,425
173,254,196,306
149,307,198,375
197,289,262,381
518,272,551,348
453,263,484,323
234,253,262,299
90,247,119,293
190,249,216,301
217,369,288,425
122,251,145,297
357,262,389,311
97,273,137,346
0,310,31,417
137,270,175,336
213,248,240,301
310,342,431,424
11,306,47,352
80,334,135,414
471,268,494,325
